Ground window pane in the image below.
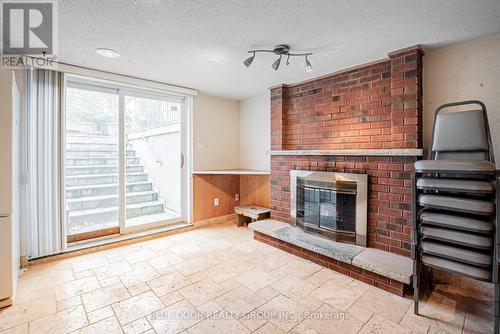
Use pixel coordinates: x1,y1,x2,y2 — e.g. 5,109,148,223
124,95,181,227
65,87,119,236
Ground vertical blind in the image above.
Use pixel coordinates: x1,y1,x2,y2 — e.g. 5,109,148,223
25,69,64,259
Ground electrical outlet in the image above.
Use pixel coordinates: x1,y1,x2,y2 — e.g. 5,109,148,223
235,194,240,201
214,198,219,206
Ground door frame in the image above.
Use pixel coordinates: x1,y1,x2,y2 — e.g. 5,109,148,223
62,74,190,243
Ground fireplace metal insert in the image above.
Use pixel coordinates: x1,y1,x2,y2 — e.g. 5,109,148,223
290,171,368,246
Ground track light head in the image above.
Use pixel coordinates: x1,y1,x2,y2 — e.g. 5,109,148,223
305,56,312,72
272,56,281,70
243,53,255,67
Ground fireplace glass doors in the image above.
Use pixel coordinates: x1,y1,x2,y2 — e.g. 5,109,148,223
291,171,368,246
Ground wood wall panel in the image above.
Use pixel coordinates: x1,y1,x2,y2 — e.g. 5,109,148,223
193,174,240,222
239,175,270,208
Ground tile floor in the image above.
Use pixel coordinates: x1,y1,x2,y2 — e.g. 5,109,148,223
0,223,495,334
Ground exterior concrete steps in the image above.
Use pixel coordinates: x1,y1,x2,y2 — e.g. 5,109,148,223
66,191,159,211
66,135,118,144
66,172,148,187
66,164,144,176
66,157,140,166
66,143,133,151
65,135,166,233
66,181,153,198
68,200,165,225
66,150,136,158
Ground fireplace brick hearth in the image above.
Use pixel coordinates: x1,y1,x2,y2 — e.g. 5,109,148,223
269,46,424,257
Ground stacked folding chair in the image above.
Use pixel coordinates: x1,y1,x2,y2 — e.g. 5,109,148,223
412,100,499,332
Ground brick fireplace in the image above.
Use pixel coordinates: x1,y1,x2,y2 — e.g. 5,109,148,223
270,46,424,258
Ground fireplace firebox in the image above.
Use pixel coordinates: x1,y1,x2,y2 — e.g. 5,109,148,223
290,171,368,246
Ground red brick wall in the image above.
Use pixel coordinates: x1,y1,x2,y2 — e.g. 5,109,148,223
271,47,423,151
269,47,423,257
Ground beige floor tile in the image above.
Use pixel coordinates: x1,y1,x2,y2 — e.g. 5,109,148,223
28,305,88,334
127,282,151,296
13,285,56,305
71,255,109,273
0,296,57,331
353,288,411,323
160,291,185,307
93,261,133,280
87,306,114,324
173,257,220,276
148,254,182,274
215,286,266,316
99,276,122,288
310,281,363,311
298,294,323,311
247,254,294,273
112,291,164,325
147,271,193,297
399,311,431,334
235,268,278,292
118,263,160,288
186,317,249,334
252,322,285,334
271,276,316,301
121,317,152,334
203,262,254,283
345,279,371,294
55,276,100,301
247,295,309,332
293,303,364,334
75,316,122,334
178,279,225,306
147,299,204,334
277,259,322,279
256,286,280,301
81,283,130,312
18,269,74,293
196,300,223,317
463,306,494,334
0,323,28,334
219,278,242,291
358,315,415,334
56,295,82,312
124,248,158,264
347,304,374,323
304,268,346,287
6,224,495,334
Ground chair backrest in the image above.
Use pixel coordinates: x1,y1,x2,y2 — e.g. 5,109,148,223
430,101,494,162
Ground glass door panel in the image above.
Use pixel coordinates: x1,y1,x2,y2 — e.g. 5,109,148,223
65,86,119,240
124,94,182,229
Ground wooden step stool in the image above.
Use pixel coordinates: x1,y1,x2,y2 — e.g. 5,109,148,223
234,205,270,226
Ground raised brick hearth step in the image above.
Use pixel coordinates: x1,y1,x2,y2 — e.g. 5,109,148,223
248,219,413,296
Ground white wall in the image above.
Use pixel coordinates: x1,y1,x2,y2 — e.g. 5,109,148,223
239,91,271,171
192,93,240,170
423,33,500,162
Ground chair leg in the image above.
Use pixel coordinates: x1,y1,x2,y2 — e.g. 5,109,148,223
413,260,420,315
495,283,500,334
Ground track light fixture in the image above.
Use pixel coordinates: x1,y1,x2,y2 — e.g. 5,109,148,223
271,55,282,70
305,55,313,72
243,44,313,72
243,52,255,67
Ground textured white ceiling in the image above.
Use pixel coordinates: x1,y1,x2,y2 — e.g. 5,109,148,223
58,0,500,100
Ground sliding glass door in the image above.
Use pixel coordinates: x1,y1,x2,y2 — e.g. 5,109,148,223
123,93,183,231
65,85,120,241
64,77,186,242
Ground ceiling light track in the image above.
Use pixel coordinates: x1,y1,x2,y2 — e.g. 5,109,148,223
243,44,313,71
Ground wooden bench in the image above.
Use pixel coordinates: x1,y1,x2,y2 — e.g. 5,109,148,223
234,205,270,226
